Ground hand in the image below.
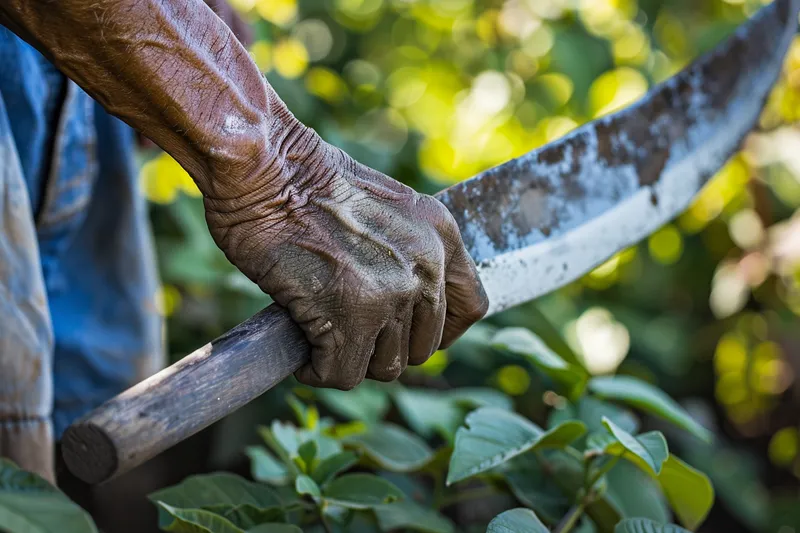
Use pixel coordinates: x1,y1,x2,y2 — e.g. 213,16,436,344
203,114,489,390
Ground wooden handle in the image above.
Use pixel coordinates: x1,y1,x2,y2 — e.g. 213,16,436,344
61,303,309,484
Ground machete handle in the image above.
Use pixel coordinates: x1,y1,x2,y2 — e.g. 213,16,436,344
61,303,310,484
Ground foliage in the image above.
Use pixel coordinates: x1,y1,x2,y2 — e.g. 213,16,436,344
0,459,97,533
1,323,720,532
8,0,797,531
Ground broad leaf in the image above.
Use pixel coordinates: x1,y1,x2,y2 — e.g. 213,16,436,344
344,423,433,472
496,454,570,524
260,421,342,464
487,508,548,533
391,387,512,442
0,459,98,533
298,440,318,472
586,429,669,478
605,462,670,524
311,451,359,486
492,327,588,398
659,456,714,530
246,524,302,533
245,447,289,485
323,474,404,509
578,396,640,434
316,382,391,422
206,504,283,530
447,407,586,484
602,419,668,475
585,439,713,530
295,475,321,498
392,388,465,440
373,501,454,533
447,388,513,411
157,503,244,533
588,376,712,442
149,473,284,513
615,518,690,533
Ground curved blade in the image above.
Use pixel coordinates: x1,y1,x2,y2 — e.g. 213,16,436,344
437,0,799,316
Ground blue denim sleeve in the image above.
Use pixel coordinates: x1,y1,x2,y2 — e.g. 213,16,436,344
0,27,164,452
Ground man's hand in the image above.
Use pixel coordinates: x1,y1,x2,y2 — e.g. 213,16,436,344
204,106,488,389
0,0,488,390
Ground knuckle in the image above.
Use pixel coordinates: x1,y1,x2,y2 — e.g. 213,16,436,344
369,361,404,382
333,374,363,391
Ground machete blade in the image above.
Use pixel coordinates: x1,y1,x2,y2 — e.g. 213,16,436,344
437,0,799,316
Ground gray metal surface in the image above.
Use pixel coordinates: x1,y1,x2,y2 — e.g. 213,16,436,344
438,0,800,316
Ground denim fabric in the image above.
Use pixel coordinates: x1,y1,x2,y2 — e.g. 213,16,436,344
0,26,164,451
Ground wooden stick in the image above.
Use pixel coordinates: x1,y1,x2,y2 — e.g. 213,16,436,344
61,304,309,484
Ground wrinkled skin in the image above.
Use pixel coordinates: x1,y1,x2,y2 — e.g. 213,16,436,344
0,0,488,389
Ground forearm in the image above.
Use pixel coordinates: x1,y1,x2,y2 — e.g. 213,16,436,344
0,0,310,198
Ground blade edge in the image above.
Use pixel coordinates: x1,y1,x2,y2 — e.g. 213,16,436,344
469,0,799,316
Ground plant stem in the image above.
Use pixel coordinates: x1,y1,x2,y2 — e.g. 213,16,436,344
555,453,623,533
585,454,622,491
554,502,586,533
320,513,333,533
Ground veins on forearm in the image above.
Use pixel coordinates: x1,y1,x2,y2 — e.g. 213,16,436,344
0,0,277,194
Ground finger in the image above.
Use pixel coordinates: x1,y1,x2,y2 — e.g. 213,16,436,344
408,284,446,366
440,244,489,349
367,316,409,382
295,318,374,390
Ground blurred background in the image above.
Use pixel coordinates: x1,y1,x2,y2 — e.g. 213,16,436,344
122,0,800,531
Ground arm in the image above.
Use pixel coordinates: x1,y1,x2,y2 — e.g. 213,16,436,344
0,0,488,389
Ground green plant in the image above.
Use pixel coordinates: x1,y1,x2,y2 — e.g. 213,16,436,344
0,323,717,533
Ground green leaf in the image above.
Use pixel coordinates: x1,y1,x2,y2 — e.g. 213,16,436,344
588,376,712,442
578,396,640,434
614,518,690,533
316,381,391,422
149,473,284,513
323,474,404,509
487,508,548,533
245,447,289,485
447,407,586,485
447,388,513,411
311,451,359,486
373,501,454,533
246,524,302,533
0,459,98,533
157,503,244,533
295,475,321,499
605,462,669,524
298,440,318,472
492,327,588,398
206,504,283,530
659,456,714,530
585,439,713,530
496,455,570,524
259,421,341,465
392,388,464,440
391,387,513,442
344,423,434,472
602,418,668,475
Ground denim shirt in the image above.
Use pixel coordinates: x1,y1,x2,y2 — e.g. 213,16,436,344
0,27,163,476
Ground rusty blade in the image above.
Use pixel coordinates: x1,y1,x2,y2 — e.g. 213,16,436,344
438,0,799,316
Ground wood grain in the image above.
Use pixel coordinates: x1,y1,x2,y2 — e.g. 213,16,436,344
61,303,309,484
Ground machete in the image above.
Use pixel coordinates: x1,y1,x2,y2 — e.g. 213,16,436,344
62,0,799,484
